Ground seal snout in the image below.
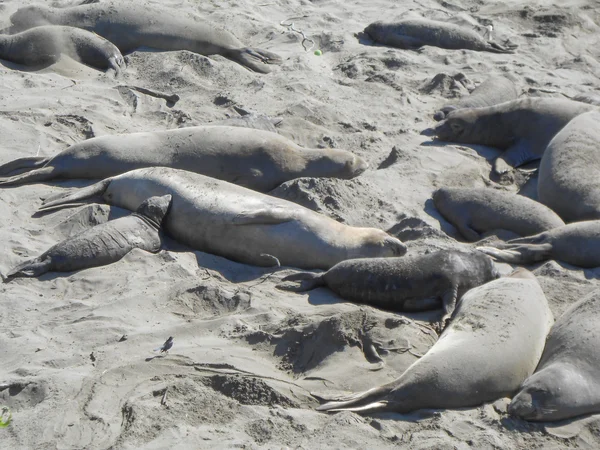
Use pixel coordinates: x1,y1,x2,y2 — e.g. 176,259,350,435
387,236,408,256
508,391,538,420
350,155,369,177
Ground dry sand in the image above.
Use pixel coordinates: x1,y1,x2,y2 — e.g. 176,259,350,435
1,0,600,448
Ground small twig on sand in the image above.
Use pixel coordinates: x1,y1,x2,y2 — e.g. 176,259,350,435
117,85,180,105
280,17,315,52
161,386,169,406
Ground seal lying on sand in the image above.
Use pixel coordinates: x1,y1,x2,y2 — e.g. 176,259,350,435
477,220,600,268
433,97,595,174
10,3,281,73
509,289,600,422
538,111,600,222
0,126,367,192
316,268,553,413
433,187,564,241
0,25,124,75
364,19,516,54
278,250,499,323
38,168,407,269
3,195,171,280
433,75,519,121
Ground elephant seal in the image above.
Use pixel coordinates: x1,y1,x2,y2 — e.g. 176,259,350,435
509,289,600,422
364,19,516,54
3,195,171,280
433,97,595,174
433,76,519,121
433,187,564,241
38,168,407,269
538,111,600,222
478,220,600,268
316,268,553,413
0,25,124,75
10,3,281,73
0,126,367,192
278,249,499,323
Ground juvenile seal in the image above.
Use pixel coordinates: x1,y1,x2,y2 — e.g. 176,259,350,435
0,126,367,192
0,25,124,75
316,268,553,413
10,3,281,73
433,75,519,121
278,249,499,323
433,187,565,241
538,111,600,222
478,220,600,268
364,19,516,54
3,194,171,280
433,97,595,174
509,289,600,421
38,168,407,270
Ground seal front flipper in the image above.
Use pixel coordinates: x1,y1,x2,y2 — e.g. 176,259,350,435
477,243,553,264
440,285,459,326
455,220,481,242
494,139,536,174
232,208,296,226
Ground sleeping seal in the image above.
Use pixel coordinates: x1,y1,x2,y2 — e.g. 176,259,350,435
509,289,600,422
433,187,564,241
478,220,600,268
364,19,516,54
10,3,281,73
0,126,367,192
277,249,499,323
538,111,600,222
433,75,519,121
316,268,553,414
433,97,595,174
3,195,171,280
0,25,125,75
38,168,407,270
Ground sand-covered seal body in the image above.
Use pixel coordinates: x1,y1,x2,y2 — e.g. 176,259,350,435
538,111,600,222
278,250,499,321
3,195,171,280
38,168,407,270
478,220,600,268
10,3,281,73
317,269,553,414
0,25,124,75
433,97,595,174
509,289,600,421
434,76,519,121
433,187,564,241
364,19,516,54
0,126,367,192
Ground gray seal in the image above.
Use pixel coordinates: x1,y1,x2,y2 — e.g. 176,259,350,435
3,194,171,280
277,249,499,324
10,3,281,73
538,111,600,222
433,97,595,174
0,126,367,192
433,75,519,121
477,220,600,268
0,25,124,75
433,187,565,241
37,168,407,270
316,268,553,414
364,19,516,54
509,289,600,422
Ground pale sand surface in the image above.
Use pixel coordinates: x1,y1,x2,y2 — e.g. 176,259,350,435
1,0,600,448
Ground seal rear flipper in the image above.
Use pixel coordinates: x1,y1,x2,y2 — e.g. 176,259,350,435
441,285,459,326
494,139,536,174
276,271,324,292
0,166,58,187
38,179,111,212
315,385,390,412
232,208,296,226
486,42,516,54
4,258,51,280
230,48,283,74
0,156,48,176
322,401,389,413
456,221,481,242
476,243,553,264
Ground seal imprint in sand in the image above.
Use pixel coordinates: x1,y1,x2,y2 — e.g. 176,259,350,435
315,268,553,414
3,195,171,280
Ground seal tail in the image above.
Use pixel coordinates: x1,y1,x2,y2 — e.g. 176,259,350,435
314,386,391,413
0,166,58,187
229,48,283,74
37,179,111,213
0,156,49,176
476,243,553,264
276,271,324,292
